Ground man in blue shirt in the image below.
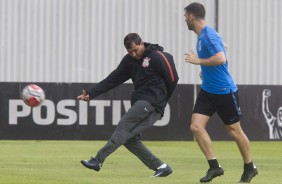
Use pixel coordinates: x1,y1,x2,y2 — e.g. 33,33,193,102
184,2,258,183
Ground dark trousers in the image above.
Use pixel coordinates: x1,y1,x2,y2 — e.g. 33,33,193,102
95,100,164,171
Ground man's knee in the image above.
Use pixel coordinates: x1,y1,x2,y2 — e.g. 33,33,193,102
124,136,140,146
110,127,132,146
190,121,204,134
190,114,209,134
226,122,244,138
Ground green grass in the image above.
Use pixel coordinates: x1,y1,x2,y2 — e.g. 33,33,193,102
0,141,281,184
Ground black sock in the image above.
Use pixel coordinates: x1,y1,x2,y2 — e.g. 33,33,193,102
244,162,254,171
208,159,219,168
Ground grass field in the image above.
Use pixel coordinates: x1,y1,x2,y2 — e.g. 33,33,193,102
0,141,281,184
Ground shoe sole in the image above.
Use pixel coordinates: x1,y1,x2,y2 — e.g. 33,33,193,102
80,160,100,171
239,171,258,183
156,170,173,177
152,169,173,177
200,171,224,183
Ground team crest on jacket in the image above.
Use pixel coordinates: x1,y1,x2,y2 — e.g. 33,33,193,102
142,57,150,67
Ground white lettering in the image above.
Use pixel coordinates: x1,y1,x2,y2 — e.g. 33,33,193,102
79,100,88,125
8,99,171,127
112,100,121,125
112,100,131,125
33,100,55,125
57,100,77,125
123,101,131,112
9,100,31,125
89,100,111,125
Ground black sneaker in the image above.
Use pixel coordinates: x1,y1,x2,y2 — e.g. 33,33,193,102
200,167,224,183
80,157,102,171
239,168,258,183
153,164,173,177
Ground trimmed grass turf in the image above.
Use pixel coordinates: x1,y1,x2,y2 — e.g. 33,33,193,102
0,141,281,184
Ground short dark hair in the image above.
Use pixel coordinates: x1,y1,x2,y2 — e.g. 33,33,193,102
184,2,205,19
124,33,142,49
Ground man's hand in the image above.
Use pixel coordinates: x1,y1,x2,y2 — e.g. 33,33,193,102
263,89,271,97
77,90,90,101
184,51,201,65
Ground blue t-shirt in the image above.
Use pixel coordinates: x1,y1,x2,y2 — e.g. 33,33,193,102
197,26,237,94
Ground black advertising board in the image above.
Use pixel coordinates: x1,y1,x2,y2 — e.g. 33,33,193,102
1,83,281,141
0,83,194,140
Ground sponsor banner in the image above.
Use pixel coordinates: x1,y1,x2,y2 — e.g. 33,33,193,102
0,83,194,140
1,83,281,141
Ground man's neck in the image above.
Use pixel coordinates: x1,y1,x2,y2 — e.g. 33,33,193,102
194,20,206,36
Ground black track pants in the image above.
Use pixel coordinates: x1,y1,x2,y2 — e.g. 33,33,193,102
95,100,164,170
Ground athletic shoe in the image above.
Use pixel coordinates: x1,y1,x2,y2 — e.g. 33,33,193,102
153,164,173,177
200,167,224,183
80,157,102,171
239,168,258,183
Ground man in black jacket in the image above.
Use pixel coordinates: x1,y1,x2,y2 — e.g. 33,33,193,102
77,33,178,177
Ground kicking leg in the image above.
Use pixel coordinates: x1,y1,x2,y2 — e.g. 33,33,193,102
124,136,163,171
123,105,173,177
81,100,155,171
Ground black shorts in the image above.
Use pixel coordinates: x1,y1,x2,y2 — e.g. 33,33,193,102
193,89,242,125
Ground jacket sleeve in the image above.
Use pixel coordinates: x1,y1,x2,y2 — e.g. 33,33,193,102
154,51,179,100
86,57,131,99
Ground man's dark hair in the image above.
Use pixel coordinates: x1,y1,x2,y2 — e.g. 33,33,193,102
184,2,205,19
124,33,142,49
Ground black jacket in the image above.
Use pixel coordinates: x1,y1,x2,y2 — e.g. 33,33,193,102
87,43,179,115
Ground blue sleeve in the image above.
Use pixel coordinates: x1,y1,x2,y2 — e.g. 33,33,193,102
203,30,224,56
